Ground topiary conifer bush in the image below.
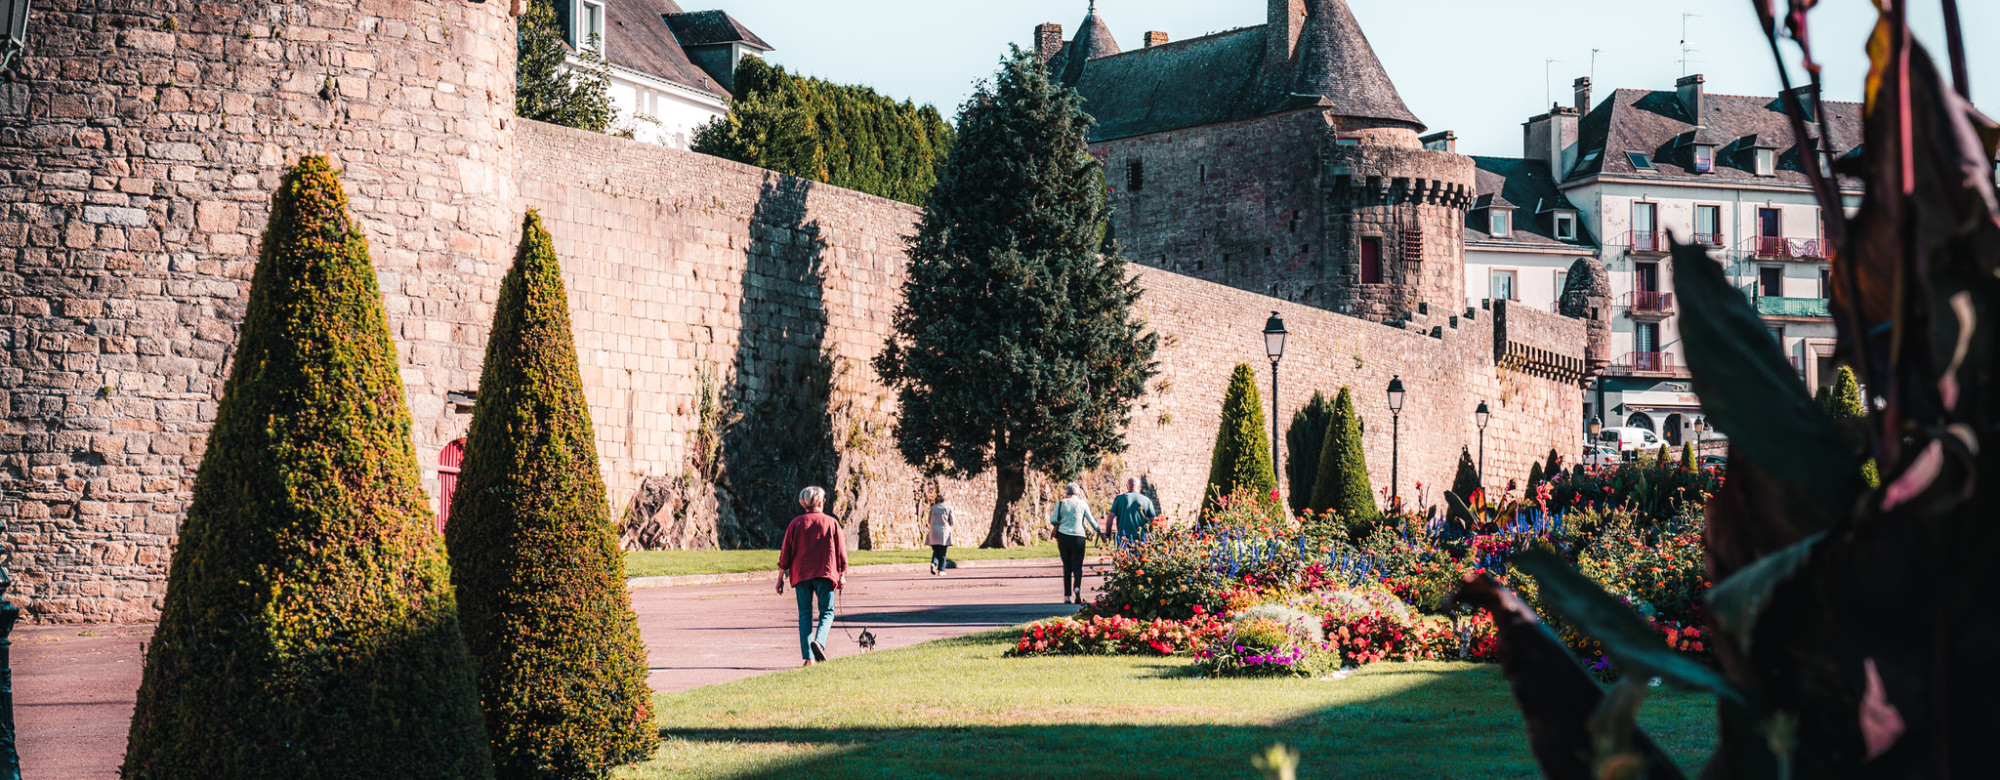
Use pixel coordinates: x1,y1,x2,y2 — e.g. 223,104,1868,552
1308,387,1375,530
1449,446,1481,500
121,156,494,779
447,211,657,779
1202,364,1277,515
1284,390,1337,513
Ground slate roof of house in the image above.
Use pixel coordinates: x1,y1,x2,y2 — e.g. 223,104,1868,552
666,9,773,51
1568,88,1863,187
1467,156,1599,249
606,0,730,97
1047,0,1422,141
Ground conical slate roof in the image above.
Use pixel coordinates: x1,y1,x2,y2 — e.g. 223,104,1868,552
1287,0,1421,127
1050,4,1121,87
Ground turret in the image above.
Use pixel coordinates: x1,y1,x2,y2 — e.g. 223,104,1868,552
1559,257,1614,377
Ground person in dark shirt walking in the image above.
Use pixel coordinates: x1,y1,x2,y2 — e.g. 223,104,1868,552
1108,477,1157,547
777,486,848,666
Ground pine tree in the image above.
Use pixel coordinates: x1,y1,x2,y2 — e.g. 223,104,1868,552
875,47,1157,547
1284,390,1337,513
1204,364,1278,514
1820,365,1877,487
515,0,612,132
122,157,492,779
1527,459,1545,487
1450,446,1481,500
1680,442,1697,471
1545,447,1564,477
1308,387,1375,524
447,212,656,779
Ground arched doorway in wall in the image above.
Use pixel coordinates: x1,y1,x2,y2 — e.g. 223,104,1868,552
1625,412,1656,433
437,438,466,534
1662,413,1684,446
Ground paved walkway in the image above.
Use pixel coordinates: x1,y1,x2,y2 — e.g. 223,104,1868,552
14,557,1101,779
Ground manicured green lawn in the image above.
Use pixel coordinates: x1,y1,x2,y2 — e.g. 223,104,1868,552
624,541,1064,579
617,629,1717,779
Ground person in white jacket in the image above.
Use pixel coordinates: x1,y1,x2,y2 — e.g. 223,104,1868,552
1049,482,1097,604
927,490,956,576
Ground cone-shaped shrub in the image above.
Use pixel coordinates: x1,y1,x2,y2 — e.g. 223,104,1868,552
447,212,657,779
122,156,493,779
1284,390,1336,513
1450,446,1481,500
1680,442,1696,471
1544,447,1563,476
1202,364,1277,515
1308,387,1375,524
1527,459,1544,487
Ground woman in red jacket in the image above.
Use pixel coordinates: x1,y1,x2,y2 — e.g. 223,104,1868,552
777,486,848,666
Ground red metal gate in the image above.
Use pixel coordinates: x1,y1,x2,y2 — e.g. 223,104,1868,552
437,438,466,534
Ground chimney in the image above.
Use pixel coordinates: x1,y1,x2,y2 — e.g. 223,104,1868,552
1676,74,1706,125
1267,0,1306,64
1523,107,1582,177
1420,131,1457,153
1144,31,1169,48
1573,76,1592,113
1035,23,1064,62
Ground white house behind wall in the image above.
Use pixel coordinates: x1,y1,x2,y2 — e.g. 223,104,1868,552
554,0,772,149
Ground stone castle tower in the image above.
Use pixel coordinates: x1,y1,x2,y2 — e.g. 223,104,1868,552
1036,0,1475,323
0,0,520,620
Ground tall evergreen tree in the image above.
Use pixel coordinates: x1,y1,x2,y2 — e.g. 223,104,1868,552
1204,364,1279,515
1284,390,1337,513
1308,387,1376,524
875,47,1157,547
447,212,656,779
1527,459,1545,487
1545,447,1564,477
1820,365,1877,486
516,0,612,132
122,157,492,779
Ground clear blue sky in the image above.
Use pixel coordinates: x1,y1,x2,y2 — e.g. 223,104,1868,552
713,0,1997,159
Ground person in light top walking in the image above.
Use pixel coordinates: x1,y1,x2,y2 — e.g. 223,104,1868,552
777,486,847,666
1049,482,1097,604
926,489,956,575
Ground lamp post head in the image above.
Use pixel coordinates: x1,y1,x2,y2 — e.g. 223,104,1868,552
1693,416,1705,433
1262,311,1288,362
1589,415,1603,436
1386,375,1405,414
1475,400,1490,430
1,0,32,72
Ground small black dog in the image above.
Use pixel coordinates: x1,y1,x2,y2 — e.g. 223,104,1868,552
856,628,877,651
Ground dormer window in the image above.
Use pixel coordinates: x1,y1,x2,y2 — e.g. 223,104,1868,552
1627,152,1656,171
1693,144,1716,173
1490,208,1513,238
1755,147,1777,176
570,0,606,54
1553,211,1578,241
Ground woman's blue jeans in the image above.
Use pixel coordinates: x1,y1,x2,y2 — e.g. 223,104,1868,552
794,577,837,660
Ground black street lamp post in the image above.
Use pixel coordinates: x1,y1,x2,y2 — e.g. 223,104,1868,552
1474,400,1491,486
0,548,18,780
1387,375,1406,507
0,0,31,74
1589,415,1604,465
1693,416,1706,460
1263,312,1288,481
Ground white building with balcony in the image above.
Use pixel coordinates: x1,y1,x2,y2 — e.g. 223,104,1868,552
1466,75,1862,449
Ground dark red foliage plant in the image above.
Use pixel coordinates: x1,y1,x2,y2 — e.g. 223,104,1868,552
1453,2,2000,777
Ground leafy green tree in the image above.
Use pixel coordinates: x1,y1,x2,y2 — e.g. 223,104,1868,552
122,157,492,779
1204,364,1278,514
1308,387,1375,524
694,57,955,205
516,0,612,132
1449,446,1481,501
875,48,1157,547
447,212,656,779
1284,390,1337,513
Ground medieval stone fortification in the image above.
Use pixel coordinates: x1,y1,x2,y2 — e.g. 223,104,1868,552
1,0,1595,622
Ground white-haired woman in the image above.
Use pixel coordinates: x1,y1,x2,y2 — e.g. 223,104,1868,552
926,487,955,576
777,485,847,666
1049,482,1097,604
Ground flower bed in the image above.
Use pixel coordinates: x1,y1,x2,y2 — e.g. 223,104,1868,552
1006,613,1228,657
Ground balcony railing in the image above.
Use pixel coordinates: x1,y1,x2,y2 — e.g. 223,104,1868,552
1755,296,1832,318
1622,291,1675,315
1628,230,1666,253
1617,351,1676,373
1693,231,1725,247
1755,236,1828,259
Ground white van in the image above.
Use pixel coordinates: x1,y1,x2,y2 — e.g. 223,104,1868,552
1598,426,1663,452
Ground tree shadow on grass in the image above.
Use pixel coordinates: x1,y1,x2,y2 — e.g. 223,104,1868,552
836,603,1078,628
654,665,1715,780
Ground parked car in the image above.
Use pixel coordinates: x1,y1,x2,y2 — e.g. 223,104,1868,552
1598,426,1664,452
1698,454,1729,469
1582,443,1619,466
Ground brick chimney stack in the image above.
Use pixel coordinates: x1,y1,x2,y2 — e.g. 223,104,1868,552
1268,0,1306,64
1573,76,1592,113
1677,74,1706,125
1036,23,1064,61
1144,31,1169,48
